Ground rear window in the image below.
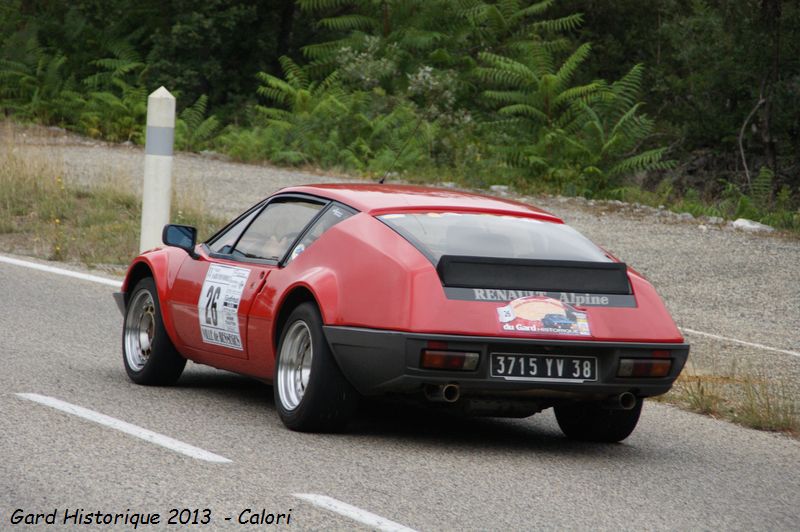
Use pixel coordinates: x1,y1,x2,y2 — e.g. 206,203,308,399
378,212,610,263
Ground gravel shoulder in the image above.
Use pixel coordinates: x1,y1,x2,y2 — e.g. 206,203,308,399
5,123,800,399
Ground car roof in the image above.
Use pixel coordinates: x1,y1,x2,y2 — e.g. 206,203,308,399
279,184,563,223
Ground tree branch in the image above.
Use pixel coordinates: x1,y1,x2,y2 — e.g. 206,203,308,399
738,92,765,188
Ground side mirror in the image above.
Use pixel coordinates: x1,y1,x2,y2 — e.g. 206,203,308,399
162,224,198,258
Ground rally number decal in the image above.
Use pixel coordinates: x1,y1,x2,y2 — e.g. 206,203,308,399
197,264,251,350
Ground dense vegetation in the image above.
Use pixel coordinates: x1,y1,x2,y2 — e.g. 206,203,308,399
1,0,798,229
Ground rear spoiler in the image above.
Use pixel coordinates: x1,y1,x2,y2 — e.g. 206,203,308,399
436,256,631,294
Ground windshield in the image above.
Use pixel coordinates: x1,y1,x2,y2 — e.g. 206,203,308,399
378,212,610,264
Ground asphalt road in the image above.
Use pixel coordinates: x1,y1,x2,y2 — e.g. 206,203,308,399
1,258,799,531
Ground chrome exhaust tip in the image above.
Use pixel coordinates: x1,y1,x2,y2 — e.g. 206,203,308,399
603,392,638,410
617,392,637,410
442,384,460,403
424,384,461,403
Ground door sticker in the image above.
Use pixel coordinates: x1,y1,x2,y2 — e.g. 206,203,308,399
496,296,591,336
198,264,251,350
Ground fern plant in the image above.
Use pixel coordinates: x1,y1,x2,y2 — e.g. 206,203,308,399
459,0,581,54
83,40,145,90
750,166,774,211
478,43,672,192
79,78,147,142
77,39,148,142
246,55,437,172
0,36,84,125
554,65,675,191
475,41,601,178
175,95,220,152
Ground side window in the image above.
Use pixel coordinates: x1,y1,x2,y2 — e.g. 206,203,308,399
233,200,325,261
287,204,354,263
207,207,261,255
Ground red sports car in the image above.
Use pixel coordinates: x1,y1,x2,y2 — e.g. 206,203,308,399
115,184,688,442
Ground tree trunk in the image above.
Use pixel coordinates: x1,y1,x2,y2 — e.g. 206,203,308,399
759,0,781,178
382,1,391,38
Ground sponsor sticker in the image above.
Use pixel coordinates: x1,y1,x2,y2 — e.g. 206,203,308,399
197,264,251,350
496,295,591,336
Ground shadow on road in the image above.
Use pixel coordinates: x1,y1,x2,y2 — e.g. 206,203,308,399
169,367,645,458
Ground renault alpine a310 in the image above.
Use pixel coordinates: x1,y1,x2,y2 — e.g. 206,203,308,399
115,184,688,442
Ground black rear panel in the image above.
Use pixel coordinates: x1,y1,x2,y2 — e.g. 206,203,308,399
436,256,631,294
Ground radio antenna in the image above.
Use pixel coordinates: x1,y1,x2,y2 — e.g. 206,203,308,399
378,113,425,184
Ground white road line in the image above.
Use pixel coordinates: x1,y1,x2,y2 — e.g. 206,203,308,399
15,393,231,464
0,254,122,288
293,494,417,532
680,328,800,359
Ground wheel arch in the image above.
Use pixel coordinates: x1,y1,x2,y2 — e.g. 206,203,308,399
123,261,154,307
273,285,320,352
121,252,182,347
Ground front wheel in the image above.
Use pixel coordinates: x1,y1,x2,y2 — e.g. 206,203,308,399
274,302,358,432
122,277,186,385
554,398,643,443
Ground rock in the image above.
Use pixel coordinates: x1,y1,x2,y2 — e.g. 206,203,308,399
439,181,457,188
489,185,509,194
677,212,695,221
707,216,724,224
698,224,708,231
731,218,775,233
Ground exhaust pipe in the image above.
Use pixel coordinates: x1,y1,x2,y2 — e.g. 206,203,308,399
425,384,460,403
605,392,637,410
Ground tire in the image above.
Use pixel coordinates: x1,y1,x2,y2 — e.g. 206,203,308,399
122,277,186,385
554,398,643,443
274,302,358,432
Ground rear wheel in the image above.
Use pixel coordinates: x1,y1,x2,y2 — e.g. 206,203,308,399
122,277,186,385
554,398,643,443
274,302,358,432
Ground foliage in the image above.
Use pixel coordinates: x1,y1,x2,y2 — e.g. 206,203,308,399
221,57,439,173
0,0,798,229
175,95,220,152
476,44,672,194
0,37,84,125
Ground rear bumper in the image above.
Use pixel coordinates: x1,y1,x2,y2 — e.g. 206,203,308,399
323,326,689,399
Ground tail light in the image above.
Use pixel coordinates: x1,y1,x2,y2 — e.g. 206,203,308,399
421,350,479,371
618,358,672,378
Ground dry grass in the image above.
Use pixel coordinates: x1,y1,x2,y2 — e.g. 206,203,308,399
0,140,224,266
658,364,799,437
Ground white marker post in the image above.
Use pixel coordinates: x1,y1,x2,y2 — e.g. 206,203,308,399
140,86,176,252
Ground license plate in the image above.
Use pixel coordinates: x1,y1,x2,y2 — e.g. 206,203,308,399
490,353,597,383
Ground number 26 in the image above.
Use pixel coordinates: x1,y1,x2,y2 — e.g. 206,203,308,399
205,286,220,326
